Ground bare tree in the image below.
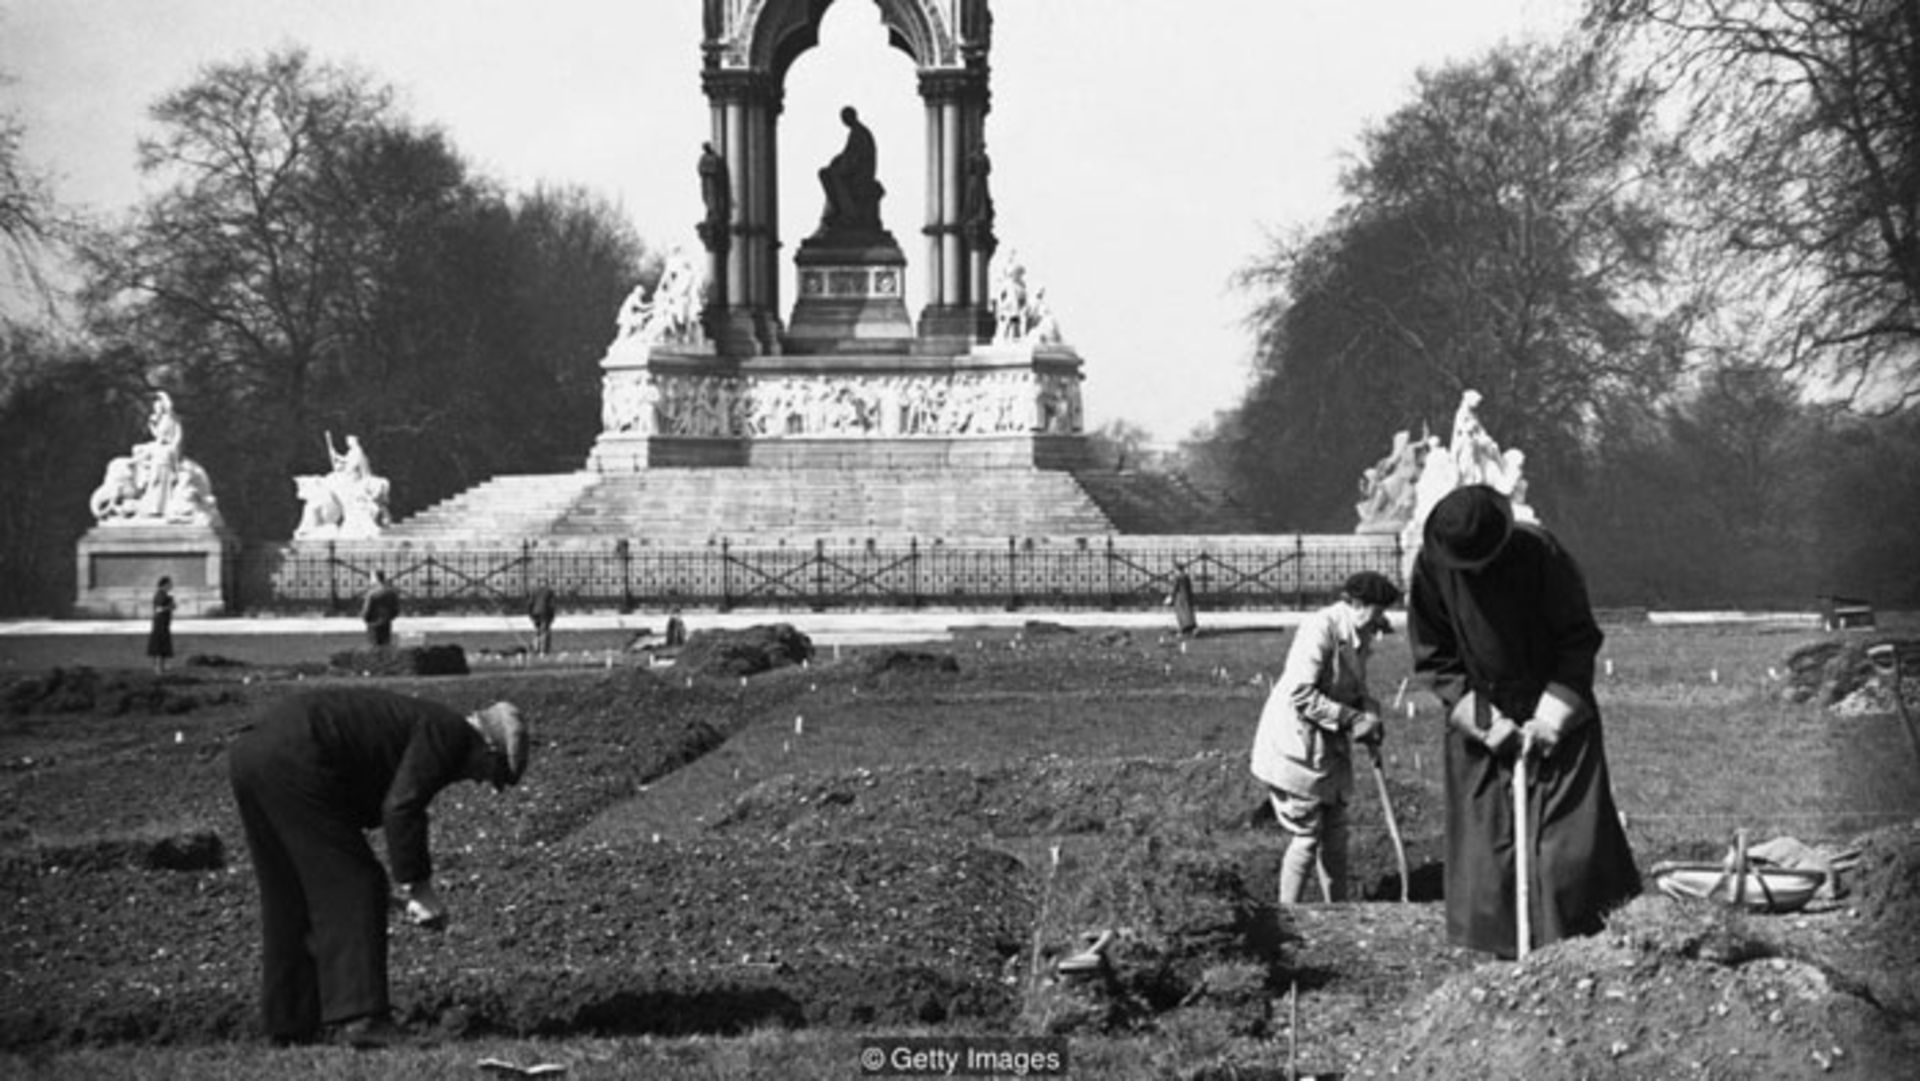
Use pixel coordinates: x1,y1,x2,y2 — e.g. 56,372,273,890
0,95,67,327
1588,0,1920,409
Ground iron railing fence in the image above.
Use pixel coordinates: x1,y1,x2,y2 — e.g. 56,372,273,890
231,534,1405,615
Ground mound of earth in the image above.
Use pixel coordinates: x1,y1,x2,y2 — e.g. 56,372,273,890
328,644,470,677
675,624,814,679
1351,914,1907,1079
1782,635,1920,710
1,667,241,716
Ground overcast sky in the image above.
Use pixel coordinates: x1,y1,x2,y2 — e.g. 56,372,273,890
2,0,1579,444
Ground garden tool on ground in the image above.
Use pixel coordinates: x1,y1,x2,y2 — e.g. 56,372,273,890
1365,740,1410,903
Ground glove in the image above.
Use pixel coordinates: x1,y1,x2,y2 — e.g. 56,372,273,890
404,883,448,930
1349,711,1385,747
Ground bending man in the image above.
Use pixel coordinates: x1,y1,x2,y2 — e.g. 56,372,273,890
228,688,531,1046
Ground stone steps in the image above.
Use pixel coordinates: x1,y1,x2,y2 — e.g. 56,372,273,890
549,468,1114,541
383,468,1239,543
386,473,603,542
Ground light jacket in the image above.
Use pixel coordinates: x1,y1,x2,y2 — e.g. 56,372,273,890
1251,602,1377,801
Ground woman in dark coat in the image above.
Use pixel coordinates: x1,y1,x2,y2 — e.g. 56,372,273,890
147,576,175,674
1168,562,1198,638
1407,485,1638,957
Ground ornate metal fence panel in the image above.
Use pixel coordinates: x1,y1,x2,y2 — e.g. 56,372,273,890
241,534,1404,613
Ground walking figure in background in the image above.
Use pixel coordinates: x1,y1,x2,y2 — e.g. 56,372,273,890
527,582,558,657
147,576,175,675
1251,571,1400,903
360,571,401,648
227,689,530,1047
1168,562,1199,638
1408,484,1639,958
664,607,688,649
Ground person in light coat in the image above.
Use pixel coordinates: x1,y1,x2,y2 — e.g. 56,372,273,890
1251,571,1402,903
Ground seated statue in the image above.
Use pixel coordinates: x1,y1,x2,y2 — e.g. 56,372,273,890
294,434,390,539
89,392,224,528
814,106,886,238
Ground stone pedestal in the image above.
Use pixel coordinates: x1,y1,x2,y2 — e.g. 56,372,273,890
784,235,915,355
75,524,238,617
586,338,1089,473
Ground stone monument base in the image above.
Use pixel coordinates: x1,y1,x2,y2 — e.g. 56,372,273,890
589,432,1090,472
74,524,238,617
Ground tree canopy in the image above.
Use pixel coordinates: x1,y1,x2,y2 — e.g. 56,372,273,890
73,49,647,541
1220,41,1688,530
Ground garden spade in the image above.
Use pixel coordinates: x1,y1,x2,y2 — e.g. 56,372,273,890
1365,741,1410,903
1513,731,1533,961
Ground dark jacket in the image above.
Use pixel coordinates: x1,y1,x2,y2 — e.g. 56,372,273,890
243,689,481,884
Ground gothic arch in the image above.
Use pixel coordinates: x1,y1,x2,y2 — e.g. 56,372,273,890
700,0,994,354
710,0,966,77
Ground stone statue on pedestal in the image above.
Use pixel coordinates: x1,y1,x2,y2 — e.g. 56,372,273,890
697,141,731,252
814,106,885,238
611,247,705,351
88,391,223,528
293,433,392,539
989,251,1063,346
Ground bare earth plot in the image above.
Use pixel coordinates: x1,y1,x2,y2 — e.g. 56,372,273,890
1,616,1918,1079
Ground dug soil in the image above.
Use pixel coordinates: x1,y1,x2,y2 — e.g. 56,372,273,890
3,627,1918,1079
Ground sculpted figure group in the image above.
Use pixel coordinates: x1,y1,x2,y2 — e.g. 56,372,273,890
1356,389,1537,541
612,247,705,351
293,433,392,540
599,370,1082,442
89,392,224,528
990,251,1063,347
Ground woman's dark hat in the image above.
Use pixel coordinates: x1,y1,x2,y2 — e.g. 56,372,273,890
1341,570,1402,607
1423,485,1514,570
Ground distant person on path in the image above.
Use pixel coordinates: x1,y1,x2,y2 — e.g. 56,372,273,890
1167,562,1198,638
147,576,175,675
1408,484,1638,957
527,583,558,656
1251,571,1400,903
664,607,688,649
228,689,531,1047
360,571,401,648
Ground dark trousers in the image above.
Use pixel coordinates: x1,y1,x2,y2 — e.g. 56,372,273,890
229,728,391,1040
532,619,553,655
366,621,393,647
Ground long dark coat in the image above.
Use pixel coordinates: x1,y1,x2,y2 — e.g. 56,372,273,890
146,586,174,659
1170,570,1198,636
1408,523,1639,957
227,689,482,1040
